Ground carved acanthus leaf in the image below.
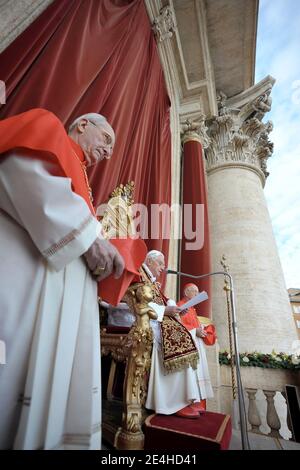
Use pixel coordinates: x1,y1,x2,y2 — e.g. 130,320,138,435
181,116,210,148
152,6,177,42
206,111,274,179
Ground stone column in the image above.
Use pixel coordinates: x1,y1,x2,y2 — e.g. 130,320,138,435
180,118,211,314
206,82,298,353
180,118,221,413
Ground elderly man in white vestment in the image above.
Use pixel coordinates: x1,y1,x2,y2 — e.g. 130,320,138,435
106,250,204,419
178,284,214,409
0,109,124,450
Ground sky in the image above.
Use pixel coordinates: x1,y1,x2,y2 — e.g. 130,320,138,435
255,0,300,288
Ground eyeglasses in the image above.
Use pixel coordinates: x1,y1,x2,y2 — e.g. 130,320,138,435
88,120,113,149
87,120,98,129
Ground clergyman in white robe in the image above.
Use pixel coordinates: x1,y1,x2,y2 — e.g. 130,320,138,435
0,152,102,450
189,329,214,400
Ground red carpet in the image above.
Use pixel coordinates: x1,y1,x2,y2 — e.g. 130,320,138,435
144,411,232,450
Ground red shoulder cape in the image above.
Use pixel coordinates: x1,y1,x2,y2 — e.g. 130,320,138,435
177,298,199,330
177,298,217,345
0,108,93,212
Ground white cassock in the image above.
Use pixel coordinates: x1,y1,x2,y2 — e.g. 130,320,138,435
189,330,214,400
0,152,102,450
141,265,202,415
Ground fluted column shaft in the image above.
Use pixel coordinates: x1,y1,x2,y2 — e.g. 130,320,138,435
206,87,297,353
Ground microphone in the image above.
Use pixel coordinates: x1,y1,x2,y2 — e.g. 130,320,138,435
165,268,177,274
164,266,250,449
165,268,227,281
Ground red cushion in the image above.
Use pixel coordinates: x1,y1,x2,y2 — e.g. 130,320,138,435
144,411,232,450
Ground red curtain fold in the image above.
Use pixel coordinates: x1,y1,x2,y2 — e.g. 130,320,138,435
0,0,171,259
180,140,211,318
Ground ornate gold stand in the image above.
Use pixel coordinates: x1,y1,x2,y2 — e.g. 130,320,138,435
101,283,156,450
100,182,157,449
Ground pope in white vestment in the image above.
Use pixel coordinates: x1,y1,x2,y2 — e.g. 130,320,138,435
106,251,204,419
0,109,124,449
141,257,202,418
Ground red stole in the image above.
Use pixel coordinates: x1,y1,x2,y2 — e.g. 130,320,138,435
133,268,199,373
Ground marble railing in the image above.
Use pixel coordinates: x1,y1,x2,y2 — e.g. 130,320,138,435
219,366,299,440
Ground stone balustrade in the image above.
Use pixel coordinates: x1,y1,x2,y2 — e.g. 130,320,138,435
217,365,299,440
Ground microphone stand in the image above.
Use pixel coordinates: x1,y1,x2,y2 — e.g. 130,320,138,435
166,269,250,450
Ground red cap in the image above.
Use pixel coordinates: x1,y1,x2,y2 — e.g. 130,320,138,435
183,283,198,290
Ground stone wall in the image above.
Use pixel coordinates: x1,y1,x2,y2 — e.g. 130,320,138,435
0,0,53,53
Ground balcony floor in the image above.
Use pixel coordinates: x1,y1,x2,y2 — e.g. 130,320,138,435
229,429,300,450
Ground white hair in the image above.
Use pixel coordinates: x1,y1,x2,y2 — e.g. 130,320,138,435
68,113,108,134
145,250,164,262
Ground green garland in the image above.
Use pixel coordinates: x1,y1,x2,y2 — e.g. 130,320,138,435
219,350,300,370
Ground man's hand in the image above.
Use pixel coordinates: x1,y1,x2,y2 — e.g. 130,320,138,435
84,238,125,281
164,305,182,317
196,326,207,338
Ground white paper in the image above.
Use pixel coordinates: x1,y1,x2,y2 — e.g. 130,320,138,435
178,291,208,311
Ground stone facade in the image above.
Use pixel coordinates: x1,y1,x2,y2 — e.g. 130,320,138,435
0,0,53,53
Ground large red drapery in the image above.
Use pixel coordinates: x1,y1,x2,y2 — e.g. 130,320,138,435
0,0,171,260
180,140,211,317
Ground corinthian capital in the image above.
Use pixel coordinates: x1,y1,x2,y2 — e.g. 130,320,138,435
206,114,274,182
256,121,274,177
181,116,210,148
152,6,177,42
205,78,275,183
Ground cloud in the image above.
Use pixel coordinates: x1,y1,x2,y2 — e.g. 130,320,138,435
256,0,300,288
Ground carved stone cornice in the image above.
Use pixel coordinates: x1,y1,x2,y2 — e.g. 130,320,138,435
0,0,53,53
152,5,177,42
181,116,210,148
206,80,275,183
